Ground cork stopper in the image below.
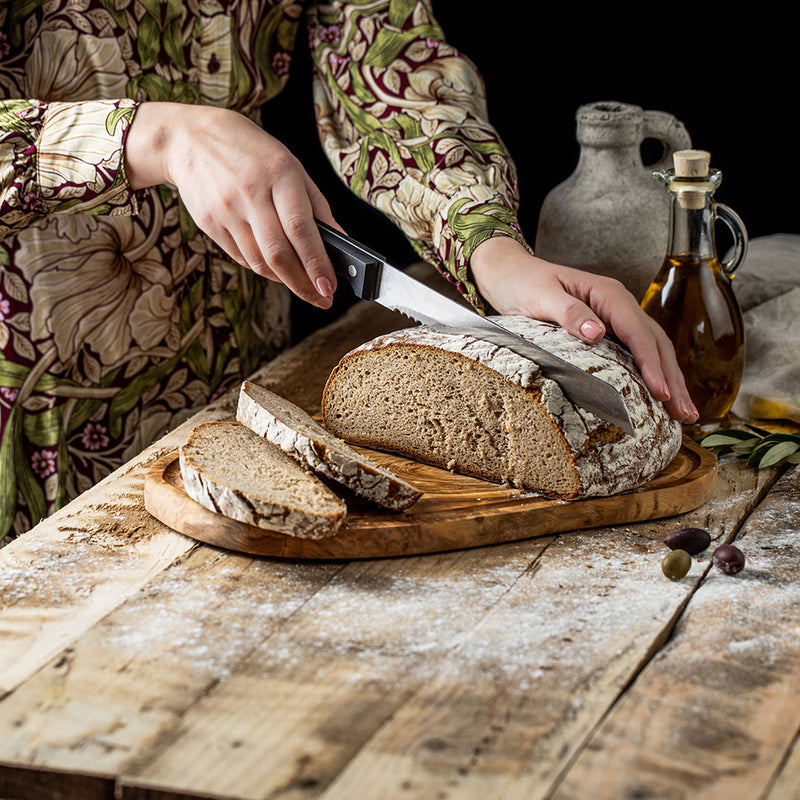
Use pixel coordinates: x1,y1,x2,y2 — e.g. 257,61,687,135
673,150,711,209
674,149,711,177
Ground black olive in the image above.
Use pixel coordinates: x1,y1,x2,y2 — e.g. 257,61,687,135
712,544,745,575
664,527,711,555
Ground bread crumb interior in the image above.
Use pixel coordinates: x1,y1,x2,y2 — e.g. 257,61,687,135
186,424,341,513
324,346,580,496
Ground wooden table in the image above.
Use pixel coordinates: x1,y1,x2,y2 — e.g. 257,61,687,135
1,283,799,800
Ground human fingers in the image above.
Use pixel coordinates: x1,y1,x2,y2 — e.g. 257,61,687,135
162,106,338,306
303,172,345,235
617,314,699,423
469,238,699,423
532,267,698,423
245,206,333,309
271,176,337,302
525,278,608,345
575,276,698,422
206,223,281,282
471,241,610,345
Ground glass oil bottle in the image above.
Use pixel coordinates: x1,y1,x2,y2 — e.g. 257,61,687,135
641,150,748,427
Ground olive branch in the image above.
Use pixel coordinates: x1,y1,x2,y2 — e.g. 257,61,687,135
700,424,800,469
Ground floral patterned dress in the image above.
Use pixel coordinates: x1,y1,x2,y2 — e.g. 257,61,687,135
0,0,526,541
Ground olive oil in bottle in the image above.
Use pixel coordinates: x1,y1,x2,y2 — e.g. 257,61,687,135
641,150,748,426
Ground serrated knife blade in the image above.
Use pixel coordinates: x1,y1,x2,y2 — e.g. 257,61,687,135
316,220,633,435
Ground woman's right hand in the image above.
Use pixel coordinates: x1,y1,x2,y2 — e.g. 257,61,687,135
125,102,340,309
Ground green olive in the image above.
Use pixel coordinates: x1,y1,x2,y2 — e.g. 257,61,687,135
662,548,692,580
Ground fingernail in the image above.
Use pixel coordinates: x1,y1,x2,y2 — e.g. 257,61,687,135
316,276,334,298
682,400,699,422
580,320,604,340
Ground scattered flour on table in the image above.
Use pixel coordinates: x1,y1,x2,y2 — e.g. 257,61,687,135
651,484,800,684
0,528,703,692
90,531,696,692
96,555,341,681
4,470,798,697
0,535,143,611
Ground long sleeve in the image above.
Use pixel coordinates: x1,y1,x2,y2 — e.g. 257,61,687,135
0,98,141,241
307,0,531,312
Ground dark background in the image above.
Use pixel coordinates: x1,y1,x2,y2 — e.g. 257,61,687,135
265,6,795,341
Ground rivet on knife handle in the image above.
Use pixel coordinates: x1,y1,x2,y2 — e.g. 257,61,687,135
317,219,383,300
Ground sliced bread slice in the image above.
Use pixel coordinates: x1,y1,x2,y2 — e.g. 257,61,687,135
236,381,421,511
179,421,346,539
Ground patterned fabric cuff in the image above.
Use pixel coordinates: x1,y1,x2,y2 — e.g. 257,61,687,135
37,99,141,217
441,195,532,314
384,185,533,314
0,100,46,235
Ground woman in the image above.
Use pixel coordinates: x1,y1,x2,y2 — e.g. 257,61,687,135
0,1,696,541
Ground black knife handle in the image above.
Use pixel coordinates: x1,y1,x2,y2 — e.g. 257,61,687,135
316,219,383,300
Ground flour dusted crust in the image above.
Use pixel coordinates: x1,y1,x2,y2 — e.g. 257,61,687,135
236,382,420,510
180,422,346,539
321,316,682,499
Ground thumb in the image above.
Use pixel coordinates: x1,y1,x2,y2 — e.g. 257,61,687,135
531,290,607,344
576,315,606,344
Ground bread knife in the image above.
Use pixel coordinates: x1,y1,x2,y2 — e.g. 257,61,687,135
316,220,634,435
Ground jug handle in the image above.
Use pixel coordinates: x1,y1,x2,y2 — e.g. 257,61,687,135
642,110,692,171
716,203,749,279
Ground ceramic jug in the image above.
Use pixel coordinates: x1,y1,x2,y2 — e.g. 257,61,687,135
534,101,692,301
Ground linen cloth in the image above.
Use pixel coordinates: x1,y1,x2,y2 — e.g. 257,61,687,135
730,234,800,424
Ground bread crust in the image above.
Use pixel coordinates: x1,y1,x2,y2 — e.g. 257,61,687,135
179,422,346,539
236,382,421,510
321,317,682,499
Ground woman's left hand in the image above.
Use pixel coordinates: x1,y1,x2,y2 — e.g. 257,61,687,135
469,236,699,424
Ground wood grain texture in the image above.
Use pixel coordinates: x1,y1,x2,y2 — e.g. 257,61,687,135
0,456,784,800
549,464,800,800
0,546,344,789
117,459,777,800
766,738,800,800
0,453,194,698
144,437,717,559
1,263,795,800
0,270,417,701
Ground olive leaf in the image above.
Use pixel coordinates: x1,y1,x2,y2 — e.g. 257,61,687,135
700,425,800,469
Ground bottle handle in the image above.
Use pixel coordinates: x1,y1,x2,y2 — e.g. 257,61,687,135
642,110,692,170
716,203,749,279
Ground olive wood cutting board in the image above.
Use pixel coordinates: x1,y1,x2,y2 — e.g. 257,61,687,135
144,435,716,560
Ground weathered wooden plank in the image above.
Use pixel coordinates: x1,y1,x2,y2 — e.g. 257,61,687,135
1,257,791,800
766,736,800,800
0,763,114,800
0,546,344,791
308,460,782,800
112,540,551,799
113,460,777,800
0,289,409,699
0,457,196,698
547,465,800,800
0,532,549,797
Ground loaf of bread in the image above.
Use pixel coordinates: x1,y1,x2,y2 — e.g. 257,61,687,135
321,316,682,499
236,381,420,510
179,421,346,538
